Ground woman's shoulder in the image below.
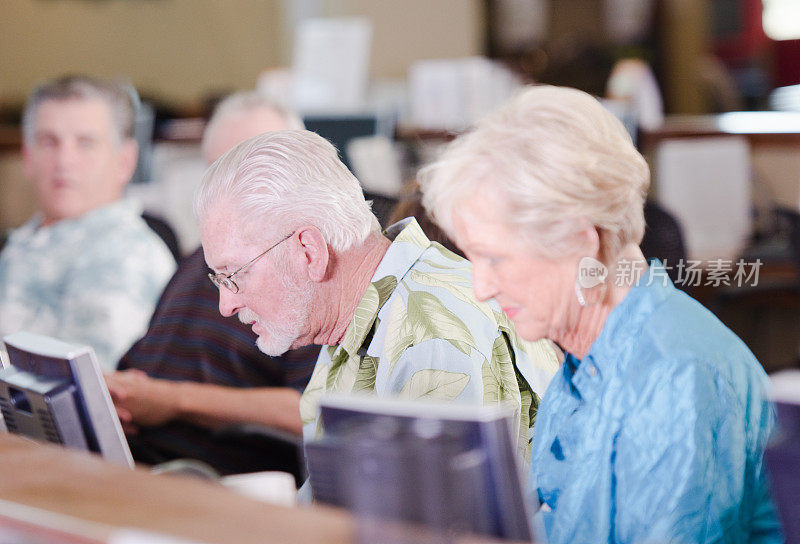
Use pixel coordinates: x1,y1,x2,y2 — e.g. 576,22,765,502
618,288,767,408
636,288,754,364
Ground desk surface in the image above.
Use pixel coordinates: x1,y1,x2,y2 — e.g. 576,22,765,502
0,433,354,543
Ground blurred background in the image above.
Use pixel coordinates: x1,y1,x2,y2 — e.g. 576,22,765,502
1,0,799,372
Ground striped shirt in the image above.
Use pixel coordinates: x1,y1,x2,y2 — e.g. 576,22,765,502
118,247,319,474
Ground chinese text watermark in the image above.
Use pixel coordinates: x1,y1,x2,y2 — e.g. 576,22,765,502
579,258,762,288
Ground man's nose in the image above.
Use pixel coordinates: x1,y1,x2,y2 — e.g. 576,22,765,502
218,288,242,317
54,140,79,169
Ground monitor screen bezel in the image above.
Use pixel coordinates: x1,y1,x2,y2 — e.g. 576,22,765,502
308,394,535,541
0,331,134,469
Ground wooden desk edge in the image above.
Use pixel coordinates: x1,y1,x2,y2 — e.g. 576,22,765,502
0,434,354,544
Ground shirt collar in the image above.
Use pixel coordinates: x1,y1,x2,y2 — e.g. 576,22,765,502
566,259,675,399
335,217,431,357
13,199,139,242
372,217,431,282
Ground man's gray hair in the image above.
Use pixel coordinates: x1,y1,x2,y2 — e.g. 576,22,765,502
419,85,650,265
22,75,136,146
201,92,304,160
195,129,380,252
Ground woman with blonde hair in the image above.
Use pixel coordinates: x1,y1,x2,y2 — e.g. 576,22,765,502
419,85,782,544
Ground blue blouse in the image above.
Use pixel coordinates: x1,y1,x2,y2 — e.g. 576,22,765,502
529,264,783,544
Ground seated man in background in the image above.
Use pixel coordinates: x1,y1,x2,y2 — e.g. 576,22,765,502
195,129,560,485
107,92,319,476
0,75,175,371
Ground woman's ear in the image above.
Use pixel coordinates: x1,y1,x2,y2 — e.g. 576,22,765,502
294,226,330,282
575,220,601,258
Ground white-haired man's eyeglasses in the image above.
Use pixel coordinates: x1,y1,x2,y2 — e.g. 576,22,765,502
207,231,294,294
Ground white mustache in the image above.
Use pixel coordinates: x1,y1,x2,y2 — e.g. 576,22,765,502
238,308,260,325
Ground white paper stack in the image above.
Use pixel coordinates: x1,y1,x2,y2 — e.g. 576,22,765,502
654,136,752,262
408,57,522,131
291,17,373,114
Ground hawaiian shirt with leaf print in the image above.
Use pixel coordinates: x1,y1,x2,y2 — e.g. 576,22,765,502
300,217,560,464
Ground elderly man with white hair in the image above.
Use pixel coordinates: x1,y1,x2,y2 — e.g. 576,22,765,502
195,129,559,473
106,92,320,476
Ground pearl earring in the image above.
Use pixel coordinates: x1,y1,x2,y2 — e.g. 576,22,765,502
574,280,587,307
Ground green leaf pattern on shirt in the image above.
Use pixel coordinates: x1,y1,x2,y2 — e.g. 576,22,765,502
385,293,414,374
339,285,378,352
409,269,496,323
353,355,380,393
373,275,398,307
404,222,432,249
397,369,470,400
433,243,465,262
300,355,332,425
386,287,476,371
420,257,470,271
482,335,521,404
326,347,359,392
300,218,558,465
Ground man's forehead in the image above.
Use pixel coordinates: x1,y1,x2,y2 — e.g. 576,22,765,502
200,204,269,269
34,97,114,136
205,107,288,163
225,107,286,134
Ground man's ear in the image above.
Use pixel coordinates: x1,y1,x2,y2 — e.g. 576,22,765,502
115,138,139,189
294,226,330,282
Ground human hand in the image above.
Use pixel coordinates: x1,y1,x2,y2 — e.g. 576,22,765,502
105,369,181,432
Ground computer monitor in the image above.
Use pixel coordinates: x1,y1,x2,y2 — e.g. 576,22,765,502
0,331,134,468
765,370,800,542
302,112,393,172
305,395,534,541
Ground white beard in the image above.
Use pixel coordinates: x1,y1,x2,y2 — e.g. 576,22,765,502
237,281,314,356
